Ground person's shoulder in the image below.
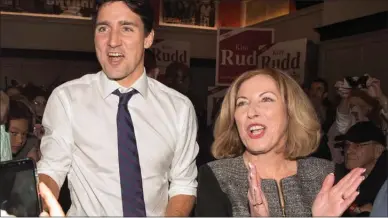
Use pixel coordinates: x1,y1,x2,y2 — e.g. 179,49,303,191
148,77,192,106
50,72,101,99
298,157,334,179
52,72,99,94
202,156,245,177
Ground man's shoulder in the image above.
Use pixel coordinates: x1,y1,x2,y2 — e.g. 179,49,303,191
148,78,192,107
51,72,100,96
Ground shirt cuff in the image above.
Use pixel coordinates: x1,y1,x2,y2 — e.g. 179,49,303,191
37,165,65,188
168,185,197,198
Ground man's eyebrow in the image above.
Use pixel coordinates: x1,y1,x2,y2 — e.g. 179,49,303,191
119,21,139,27
95,21,109,26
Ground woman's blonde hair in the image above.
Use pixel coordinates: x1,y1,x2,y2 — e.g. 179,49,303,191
212,68,321,160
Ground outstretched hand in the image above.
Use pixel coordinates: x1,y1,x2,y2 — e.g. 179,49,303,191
312,168,365,217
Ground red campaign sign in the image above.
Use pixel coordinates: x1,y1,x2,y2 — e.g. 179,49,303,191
216,28,274,85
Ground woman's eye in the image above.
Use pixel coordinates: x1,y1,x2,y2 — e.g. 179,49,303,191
236,101,247,107
262,97,274,102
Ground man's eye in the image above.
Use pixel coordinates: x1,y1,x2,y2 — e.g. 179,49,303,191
123,26,133,32
97,26,107,32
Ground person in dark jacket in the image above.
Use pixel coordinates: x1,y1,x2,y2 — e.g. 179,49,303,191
335,121,387,217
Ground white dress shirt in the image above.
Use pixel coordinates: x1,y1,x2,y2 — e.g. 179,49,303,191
37,71,199,216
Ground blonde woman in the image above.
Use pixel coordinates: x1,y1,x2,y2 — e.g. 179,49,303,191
195,68,364,217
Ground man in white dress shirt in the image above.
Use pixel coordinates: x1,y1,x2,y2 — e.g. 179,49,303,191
37,0,199,216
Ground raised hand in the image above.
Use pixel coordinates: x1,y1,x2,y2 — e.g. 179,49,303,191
365,77,383,99
247,163,269,217
312,168,365,217
334,80,351,99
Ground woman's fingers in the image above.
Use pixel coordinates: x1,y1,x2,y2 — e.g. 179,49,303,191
319,173,335,194
342,174,364,199
332,168,365,193
341,191,360,211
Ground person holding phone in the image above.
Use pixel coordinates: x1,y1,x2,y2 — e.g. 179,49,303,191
37,0,198,216
335,75,388,146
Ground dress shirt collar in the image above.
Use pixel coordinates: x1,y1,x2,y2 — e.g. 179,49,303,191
99,69,148,99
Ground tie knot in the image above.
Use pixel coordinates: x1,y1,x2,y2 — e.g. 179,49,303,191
113,89,138,105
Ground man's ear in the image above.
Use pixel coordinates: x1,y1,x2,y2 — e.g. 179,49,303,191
374,144,385,159
144,30,154,49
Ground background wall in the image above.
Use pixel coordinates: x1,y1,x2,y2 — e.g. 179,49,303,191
322,0,388,26
319,29,388,97
1,1,388,95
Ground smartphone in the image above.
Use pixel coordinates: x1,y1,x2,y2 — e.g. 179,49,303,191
0,158,42,217
345,76,368,89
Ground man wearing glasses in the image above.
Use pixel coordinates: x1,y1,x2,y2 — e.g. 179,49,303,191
336,121,387,216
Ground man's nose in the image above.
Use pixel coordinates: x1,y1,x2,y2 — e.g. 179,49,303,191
108,29,121,47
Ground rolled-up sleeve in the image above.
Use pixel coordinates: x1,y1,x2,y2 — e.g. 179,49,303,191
168,101,199,198
37,89,73,188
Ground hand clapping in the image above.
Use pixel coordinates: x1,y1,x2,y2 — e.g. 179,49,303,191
247,163,269,217
312,168,365,216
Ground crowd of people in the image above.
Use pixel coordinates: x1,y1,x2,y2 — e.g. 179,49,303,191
0,0,387,217
0,84,48,163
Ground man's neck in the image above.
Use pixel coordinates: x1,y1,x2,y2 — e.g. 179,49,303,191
117,70,143,88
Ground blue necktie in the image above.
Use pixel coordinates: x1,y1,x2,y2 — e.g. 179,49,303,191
113,89,146,217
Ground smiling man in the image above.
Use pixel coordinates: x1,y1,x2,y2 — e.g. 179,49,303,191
37,0,199,216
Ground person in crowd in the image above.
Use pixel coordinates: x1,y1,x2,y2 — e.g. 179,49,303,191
164,61,191,96
6,100,40,163
370,179,388,217
10,95,37,127
23,83,48,124
307,78,336,161
335,75,388,145
37,0,198,216
0,91,12,162
6,87,21,97
307,78,336,131
195,68,365,217
144,49,160,80
335,121,387,217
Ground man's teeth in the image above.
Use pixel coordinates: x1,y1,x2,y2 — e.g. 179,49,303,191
108,52,124,57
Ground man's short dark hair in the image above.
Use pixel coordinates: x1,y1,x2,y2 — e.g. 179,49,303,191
310,78,329,93
5,100,33,133
165,62,189,80
95,0,154,35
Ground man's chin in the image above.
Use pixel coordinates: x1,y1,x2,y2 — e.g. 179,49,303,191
104,71,128,81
